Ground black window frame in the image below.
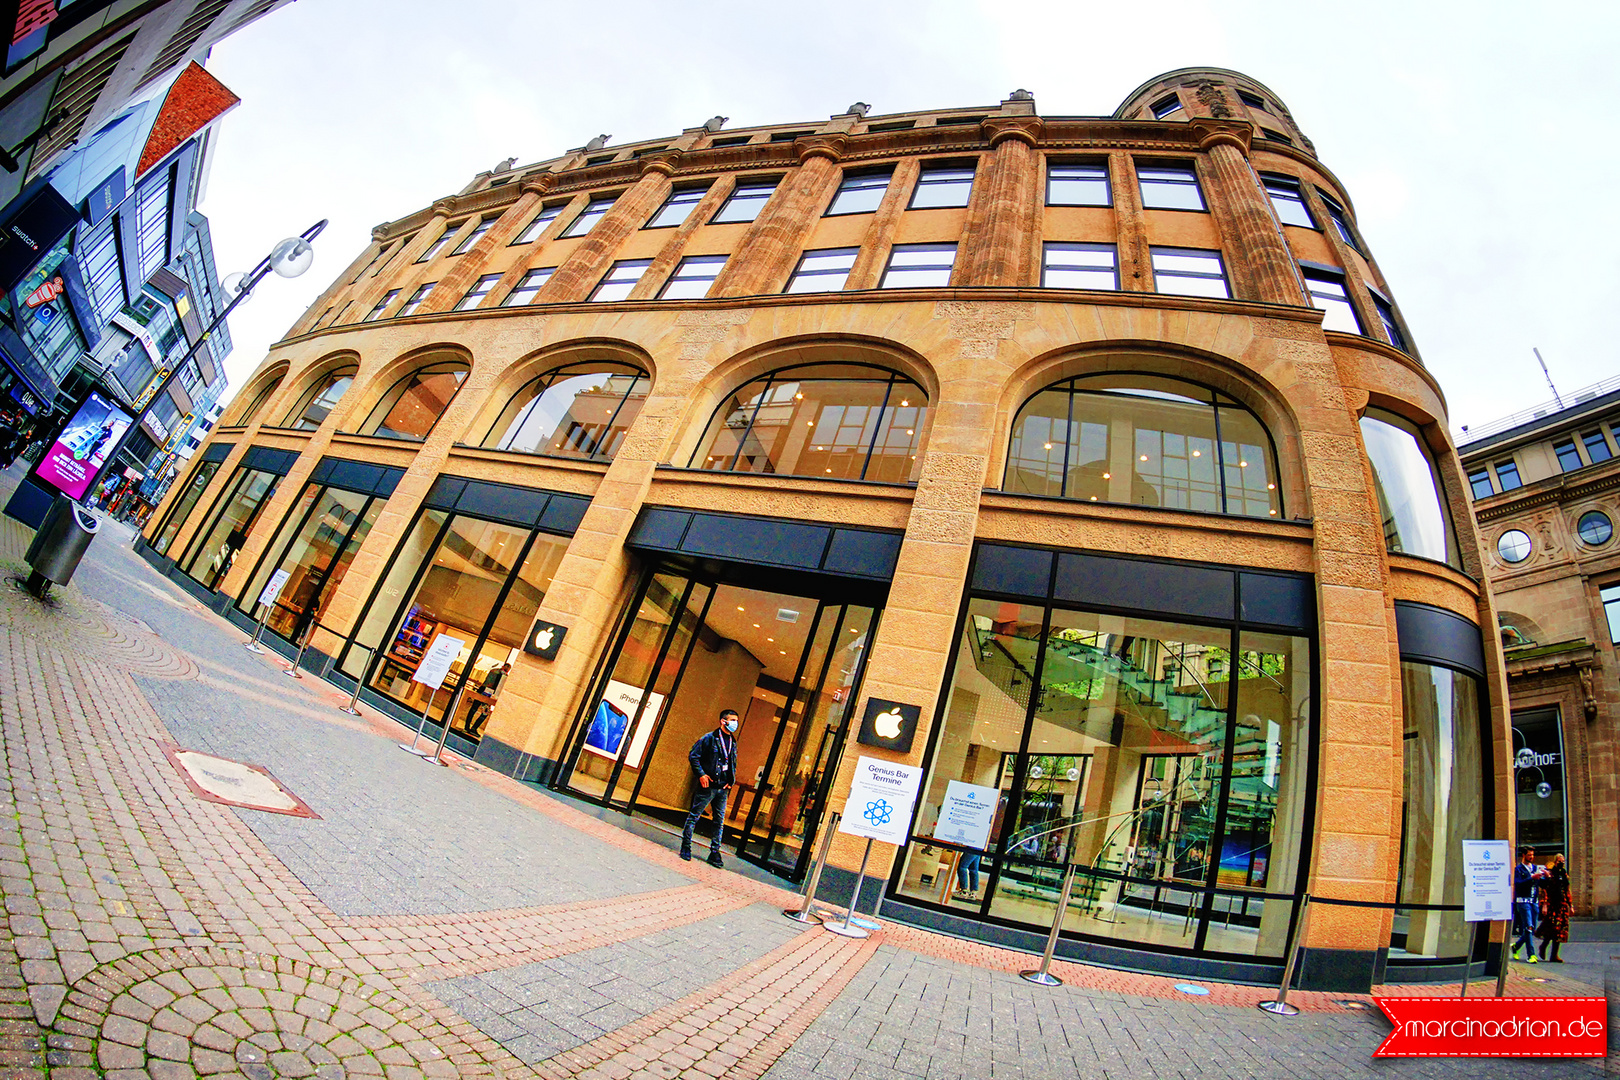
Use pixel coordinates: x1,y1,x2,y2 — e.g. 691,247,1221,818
907,162,977,210
1495,460,1523,491
658,254,728,300
1467,467,1494,500
415,227,458,264
824,169,894,216
559,196,619,239
879,242,957,289
644,185,711,229
454,273,503,312
1151,94,1183,119
1582,430,1613,463
449,218,494,255
510,204,564,245
783,247,858,294
1261,174,1315,229
1040,242,1119,290
502,267,556,306
709,178,780,224
1136,160,1207,212
1554,439,1584,473
1045,160,1111,207
363,289,400,322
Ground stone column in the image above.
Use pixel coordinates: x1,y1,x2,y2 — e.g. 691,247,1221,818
953,117,1044,287
842,159,920,291
536,155,680,304
625,175,736,300
710,135,848,297
1190,120,1305,306
419,180,553,313
1109,150,1153,292
339,202,458,325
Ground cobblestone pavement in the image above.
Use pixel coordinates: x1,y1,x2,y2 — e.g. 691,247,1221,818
0,468,1605,1079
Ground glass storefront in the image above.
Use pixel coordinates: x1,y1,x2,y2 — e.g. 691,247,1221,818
235,481,383,643
338,507,568,744
1512,707,1565,862
151,457,223,555
560,563,879,880
179,466,281,590
890,543,1315,962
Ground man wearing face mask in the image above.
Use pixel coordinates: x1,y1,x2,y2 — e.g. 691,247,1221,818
681,709,740,867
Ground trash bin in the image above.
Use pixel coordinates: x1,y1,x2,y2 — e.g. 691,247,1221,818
24,494,99,598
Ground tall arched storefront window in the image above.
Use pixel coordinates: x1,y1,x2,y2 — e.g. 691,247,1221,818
228,376,283,427
479,361,650,460
1359,409,1460,567
285,366,358,430
358,360,469,440
1391,602,1490,969
690,363,927,482
1004,374,1281,518
891,543,1316,964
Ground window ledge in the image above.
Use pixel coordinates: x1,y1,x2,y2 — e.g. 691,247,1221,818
448,443,611,474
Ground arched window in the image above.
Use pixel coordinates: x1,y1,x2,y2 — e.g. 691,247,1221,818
690,363,927,482
1359,408,1459,567
480,361,650,461
284,365,357,430
357,359,469,440
228,375,282,427
1004,373,1281,518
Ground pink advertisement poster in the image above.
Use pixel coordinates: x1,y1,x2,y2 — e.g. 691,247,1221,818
34,391,133,502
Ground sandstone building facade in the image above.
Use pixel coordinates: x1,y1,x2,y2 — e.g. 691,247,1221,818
137,69,1510,991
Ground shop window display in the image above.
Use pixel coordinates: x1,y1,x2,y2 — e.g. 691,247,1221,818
151,459,222,555
235,482,381,643
180,467,281,591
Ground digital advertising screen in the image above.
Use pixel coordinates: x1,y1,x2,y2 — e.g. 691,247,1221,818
33,390,133,501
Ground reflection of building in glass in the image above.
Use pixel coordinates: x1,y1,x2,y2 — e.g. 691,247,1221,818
139,69,1511,991
1459,380,1620,920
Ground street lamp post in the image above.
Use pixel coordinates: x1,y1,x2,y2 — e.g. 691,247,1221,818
105,219,326,491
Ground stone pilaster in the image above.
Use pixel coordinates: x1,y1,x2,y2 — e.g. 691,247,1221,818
1108,150,1152,292
626,175,737,300
419,181,552,313
710,136,847,297
1192,121,1305,306
537,156,680,303
953,118,1044,287
841,159,919,291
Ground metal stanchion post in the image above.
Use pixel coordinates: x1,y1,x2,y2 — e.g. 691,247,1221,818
785,812,840,924
400,686,441,756
1257,892,1311,1016
339,643,375,716
1495,918,1512,998
283,622,312,678
243,605,269,653
426,683,469,766
1020,861,1079,987
1459,921,1480,998
824,837,875,939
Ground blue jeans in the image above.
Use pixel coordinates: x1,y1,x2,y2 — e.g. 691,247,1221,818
957,852,982,893
1512,899,1539,955
681,784,729,854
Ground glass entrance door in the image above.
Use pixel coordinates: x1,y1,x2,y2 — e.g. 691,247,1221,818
560,564,879,879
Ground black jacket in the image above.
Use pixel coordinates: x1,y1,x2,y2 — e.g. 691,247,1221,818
689,729,737,787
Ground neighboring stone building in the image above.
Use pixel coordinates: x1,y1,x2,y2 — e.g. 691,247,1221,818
1458,378,1620,920
137,68,1511,991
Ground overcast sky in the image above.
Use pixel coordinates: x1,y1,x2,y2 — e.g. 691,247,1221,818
196,0,1619,437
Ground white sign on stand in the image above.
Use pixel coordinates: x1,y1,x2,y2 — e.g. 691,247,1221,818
1462,839,1513,922
257,569,291,609
412,634,465,689
838,755,923,847
934,780,999,850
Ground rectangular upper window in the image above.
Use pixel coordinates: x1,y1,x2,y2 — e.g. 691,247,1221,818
590,259,652,302
454,273,502,311
1151,94,1183,119
709,135,752,147
502,267,554,306
399,283,434,316
1495,460,1523,491
825,170,893,215
416,229,455,263
364,289,400,321
560,196,617,238
1046,161,1110,207
1368,288,1405,351
1150,247,1229,298
1042,243,1118,290
1318,191,1359,251
711,180,778,224
880,243,956,288
450,218,493,255
1555,439,1584,473
660,255,728,299
909,164,975,209
511,204,563,244
784,247,857,293
1604,584,1620,643
1468,467,1494,500
1301,268,1362,334
1137,162,1205,211
1583,430,1613,463
1262,175,1314,228
1238,90,1267,110
1261,129,1293,146
646,187,708,228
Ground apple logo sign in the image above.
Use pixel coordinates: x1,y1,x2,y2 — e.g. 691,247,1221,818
858,696,920,752
524,619,567,660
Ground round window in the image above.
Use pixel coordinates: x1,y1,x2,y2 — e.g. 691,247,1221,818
1497,529,1533,564
1578,510,1613,546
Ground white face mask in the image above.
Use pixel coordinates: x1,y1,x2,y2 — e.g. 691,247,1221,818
724,718,738,733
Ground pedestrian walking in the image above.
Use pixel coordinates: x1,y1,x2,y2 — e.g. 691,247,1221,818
1538,853,1573,962
1511,846,1547,962
681,709,738,867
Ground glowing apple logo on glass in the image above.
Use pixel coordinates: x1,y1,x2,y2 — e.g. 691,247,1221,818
873,707,904,740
